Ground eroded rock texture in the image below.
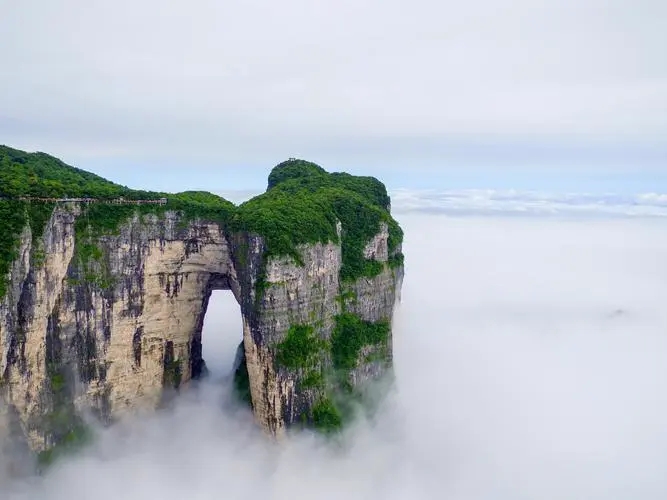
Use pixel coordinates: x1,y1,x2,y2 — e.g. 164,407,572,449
0,206,403,452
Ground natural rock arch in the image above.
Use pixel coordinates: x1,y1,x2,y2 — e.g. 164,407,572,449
0,150,404,457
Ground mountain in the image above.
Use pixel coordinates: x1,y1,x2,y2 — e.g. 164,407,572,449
0,147,404,466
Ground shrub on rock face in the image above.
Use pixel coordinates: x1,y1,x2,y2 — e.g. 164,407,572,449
331,313,390,371
276,325,325,370
312,397,343,433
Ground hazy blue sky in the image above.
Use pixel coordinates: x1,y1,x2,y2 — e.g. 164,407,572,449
1,0,665,193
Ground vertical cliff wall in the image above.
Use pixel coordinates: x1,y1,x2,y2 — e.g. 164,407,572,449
242,221,403,436
0,153,404,458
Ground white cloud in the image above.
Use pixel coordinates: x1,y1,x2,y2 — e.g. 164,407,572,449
391,188,667,217
3,214,667,499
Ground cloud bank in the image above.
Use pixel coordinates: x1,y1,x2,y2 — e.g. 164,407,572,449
3,213,667,499
391,189,667,218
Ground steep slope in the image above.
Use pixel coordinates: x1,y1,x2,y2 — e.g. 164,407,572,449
0,147,404,463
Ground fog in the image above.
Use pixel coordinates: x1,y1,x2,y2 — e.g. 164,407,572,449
201,290,244,373
4,214,667,499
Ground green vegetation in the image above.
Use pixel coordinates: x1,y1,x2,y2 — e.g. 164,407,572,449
50,372,66,392
276,313,391,435
301,369,325,389
37,423,92,467
267,159,390,209
71,237,112,289
38,363,94,469
233,358,252,407
0,199,58,297
27,202,56,244
275,324,326,370
0,200,28,298
32,248,46,268
331,313,390,371
338,288,357,303
0,144,232,216
276,313,391,382
164,359,182,389
229,185,339,266
388,251,405,269
166,191,236,229
311,397,343,433
0,145,161,200
336,288,358,314
267,159,327,190
70,191,234,238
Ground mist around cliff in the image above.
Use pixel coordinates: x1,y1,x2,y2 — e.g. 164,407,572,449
4,213,667,499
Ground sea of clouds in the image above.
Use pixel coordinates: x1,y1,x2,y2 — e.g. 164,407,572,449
391,189,667,218
3,199,667,499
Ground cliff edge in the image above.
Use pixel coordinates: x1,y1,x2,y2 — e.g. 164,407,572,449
0,147,404,462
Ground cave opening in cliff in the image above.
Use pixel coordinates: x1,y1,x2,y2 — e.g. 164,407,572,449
198,289,243,378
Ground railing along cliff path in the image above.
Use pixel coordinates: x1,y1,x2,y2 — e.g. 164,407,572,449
10,196,168,205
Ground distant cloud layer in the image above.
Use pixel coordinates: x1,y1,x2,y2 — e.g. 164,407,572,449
391,189,667,217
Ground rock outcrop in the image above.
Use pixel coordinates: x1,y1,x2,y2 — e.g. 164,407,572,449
0,154,404,457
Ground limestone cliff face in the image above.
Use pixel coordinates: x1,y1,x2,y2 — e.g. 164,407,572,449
0,206,403,452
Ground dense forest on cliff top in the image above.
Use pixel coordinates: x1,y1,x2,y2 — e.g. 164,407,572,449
0,145,404,298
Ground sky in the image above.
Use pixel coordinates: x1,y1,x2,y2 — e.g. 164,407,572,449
2,5,667,494
1,0,666,193
3,212,667,499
